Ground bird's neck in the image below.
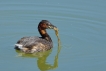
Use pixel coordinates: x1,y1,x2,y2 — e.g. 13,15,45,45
38,28,52,42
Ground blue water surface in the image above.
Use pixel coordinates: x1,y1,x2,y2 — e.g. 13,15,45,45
0,0,106,71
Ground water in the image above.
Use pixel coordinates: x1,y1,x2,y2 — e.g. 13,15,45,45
0,0,106,71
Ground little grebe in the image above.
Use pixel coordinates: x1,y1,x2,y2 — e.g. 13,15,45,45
15,20,57,53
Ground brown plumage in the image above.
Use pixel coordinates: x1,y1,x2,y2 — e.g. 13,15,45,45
15,20,57,53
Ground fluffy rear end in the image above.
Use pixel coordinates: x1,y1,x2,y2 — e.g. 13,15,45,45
14,44,23,50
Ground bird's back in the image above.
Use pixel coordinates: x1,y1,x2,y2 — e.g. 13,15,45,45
15,36,53,53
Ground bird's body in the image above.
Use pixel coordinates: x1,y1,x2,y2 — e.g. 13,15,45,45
15,20,57,53
15,36,53,53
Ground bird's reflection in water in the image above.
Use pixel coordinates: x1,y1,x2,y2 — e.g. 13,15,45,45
38,38,61,71
15,38,61,71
